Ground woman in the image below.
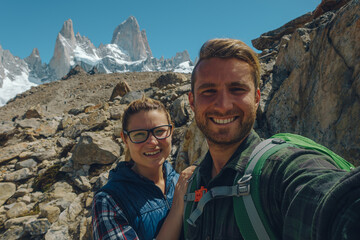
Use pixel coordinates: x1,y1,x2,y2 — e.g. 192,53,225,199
92,96,194,240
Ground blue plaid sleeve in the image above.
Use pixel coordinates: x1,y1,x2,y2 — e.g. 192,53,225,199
92,191,139,240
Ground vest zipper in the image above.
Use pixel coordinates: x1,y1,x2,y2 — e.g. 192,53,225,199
163,181,171,209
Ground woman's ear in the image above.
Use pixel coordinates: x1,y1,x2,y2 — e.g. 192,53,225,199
121,131,129,147
170,123,174,134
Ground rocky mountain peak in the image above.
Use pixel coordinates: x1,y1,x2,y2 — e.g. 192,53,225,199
30,48,40,57
24,48,42,68
111,16,152,61
60,19,76,44
26,48,41,62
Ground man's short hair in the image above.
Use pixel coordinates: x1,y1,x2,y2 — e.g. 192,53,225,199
191,38,260,92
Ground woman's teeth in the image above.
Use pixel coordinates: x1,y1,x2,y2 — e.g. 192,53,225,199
144,150,161,156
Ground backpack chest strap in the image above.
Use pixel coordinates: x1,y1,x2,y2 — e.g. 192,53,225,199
185,175,252,226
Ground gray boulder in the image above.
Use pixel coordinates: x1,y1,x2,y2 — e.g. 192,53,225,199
72,132,121,165
0,183,16,206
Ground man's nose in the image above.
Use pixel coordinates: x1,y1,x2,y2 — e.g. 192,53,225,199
214,90,233,111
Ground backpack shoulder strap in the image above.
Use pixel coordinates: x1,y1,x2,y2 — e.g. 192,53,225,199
271,133,354,171
233,138,286,240
183,166,201,235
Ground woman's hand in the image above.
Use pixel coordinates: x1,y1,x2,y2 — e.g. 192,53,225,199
173,165,197,203
156,165,197,240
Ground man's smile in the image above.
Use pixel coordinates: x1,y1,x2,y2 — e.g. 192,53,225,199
211,117,238,125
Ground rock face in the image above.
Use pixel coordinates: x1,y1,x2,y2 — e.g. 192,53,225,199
0,0,359,238
260,0,360,166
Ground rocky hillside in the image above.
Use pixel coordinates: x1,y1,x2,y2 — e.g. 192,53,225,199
0,71,193,239
0,0,359,239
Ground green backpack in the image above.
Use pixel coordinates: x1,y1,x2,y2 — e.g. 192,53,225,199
183,133,355,240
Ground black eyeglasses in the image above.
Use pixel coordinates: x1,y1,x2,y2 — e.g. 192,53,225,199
123,124,173,143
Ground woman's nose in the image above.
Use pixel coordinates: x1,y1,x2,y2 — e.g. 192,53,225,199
146,132,159,144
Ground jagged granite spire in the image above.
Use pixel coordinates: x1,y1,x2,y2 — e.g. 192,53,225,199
111,16,152,61
49,19,76,80
60,19,76,45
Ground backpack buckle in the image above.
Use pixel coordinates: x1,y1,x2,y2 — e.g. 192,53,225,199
236,174,252,196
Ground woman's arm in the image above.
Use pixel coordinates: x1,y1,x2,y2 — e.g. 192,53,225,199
92,191,139,240
156,165,196,240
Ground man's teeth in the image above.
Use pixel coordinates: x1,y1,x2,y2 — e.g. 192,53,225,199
213,117,235,124
144,150,161,156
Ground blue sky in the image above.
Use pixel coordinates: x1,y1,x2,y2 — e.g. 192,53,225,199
0,0,320,63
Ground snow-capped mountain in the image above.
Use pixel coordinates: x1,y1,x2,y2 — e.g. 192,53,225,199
0,16,194,106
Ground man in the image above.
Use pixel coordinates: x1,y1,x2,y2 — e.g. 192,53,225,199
184,38,360,239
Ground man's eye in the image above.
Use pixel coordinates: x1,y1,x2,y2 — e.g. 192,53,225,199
201,89,216,95
230,87,246,93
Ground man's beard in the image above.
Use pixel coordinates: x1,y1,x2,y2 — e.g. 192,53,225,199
194,109,256,146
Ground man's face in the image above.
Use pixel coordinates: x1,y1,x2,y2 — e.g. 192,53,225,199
189,58,260,146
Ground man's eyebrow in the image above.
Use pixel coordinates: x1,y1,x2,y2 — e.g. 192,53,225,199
228,82,249,88
196,83,217,90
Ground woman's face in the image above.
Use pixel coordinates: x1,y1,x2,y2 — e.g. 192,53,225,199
122,109,172,171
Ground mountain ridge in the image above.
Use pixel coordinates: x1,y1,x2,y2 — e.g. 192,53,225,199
0,16,193,106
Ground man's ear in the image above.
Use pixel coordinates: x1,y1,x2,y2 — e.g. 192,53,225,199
188,91,195,111
255,88,261,109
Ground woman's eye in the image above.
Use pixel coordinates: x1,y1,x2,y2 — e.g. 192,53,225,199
154,129,166,136
133,132,146,137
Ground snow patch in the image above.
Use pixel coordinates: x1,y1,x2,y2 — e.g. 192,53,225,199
0,72,37,106
174,61,194,73
73,46,101,66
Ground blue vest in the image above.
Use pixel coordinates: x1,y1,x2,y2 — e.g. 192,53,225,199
100,161,179,240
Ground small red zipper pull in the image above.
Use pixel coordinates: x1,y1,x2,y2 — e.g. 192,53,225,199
194,186,207,202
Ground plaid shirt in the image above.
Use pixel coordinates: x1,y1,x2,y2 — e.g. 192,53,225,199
92,191,139,240
184,130,360,240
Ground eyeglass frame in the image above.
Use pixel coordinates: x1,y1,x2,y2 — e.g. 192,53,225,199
123,124,173,143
